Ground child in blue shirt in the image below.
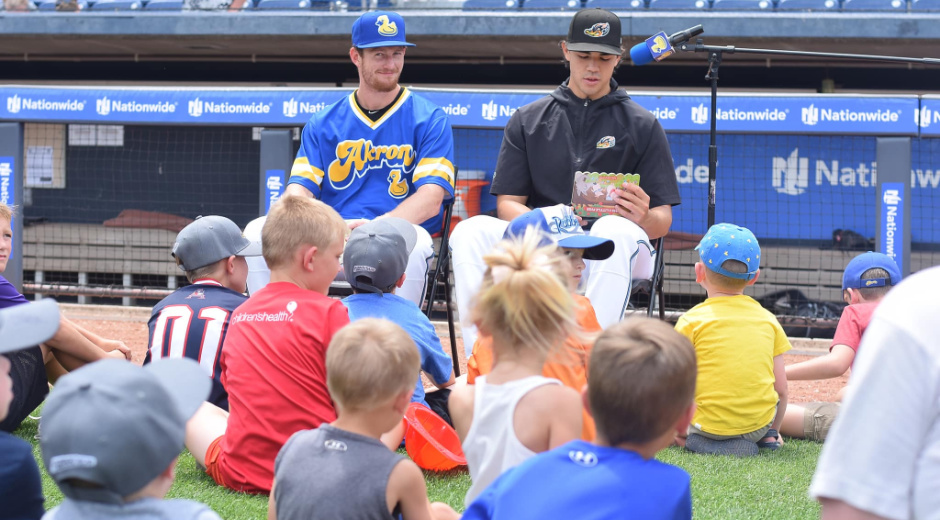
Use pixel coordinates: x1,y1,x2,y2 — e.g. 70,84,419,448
341,218,454,426
462,317,697,520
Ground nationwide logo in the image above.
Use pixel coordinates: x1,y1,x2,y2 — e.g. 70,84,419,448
915,106,940,128
772,149,809,196
0,160,12,206
883,188,902,262
96,97,177,116
282,98,328,118
691,103,708,125
96,97,110,116
6,95,85,114
802,104,819,126
802,103,901,126
7,95,21,114
481,101,519,122
188,98,271,118
189,99,203,117
440,103,469,117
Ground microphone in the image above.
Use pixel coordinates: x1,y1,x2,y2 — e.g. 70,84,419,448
629,25,704,66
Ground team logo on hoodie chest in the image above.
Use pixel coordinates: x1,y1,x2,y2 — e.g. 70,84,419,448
596,136,616,149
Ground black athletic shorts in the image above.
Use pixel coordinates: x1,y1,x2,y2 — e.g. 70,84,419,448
0,347,48,433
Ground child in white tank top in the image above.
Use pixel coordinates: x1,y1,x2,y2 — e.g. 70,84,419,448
448,229,585,505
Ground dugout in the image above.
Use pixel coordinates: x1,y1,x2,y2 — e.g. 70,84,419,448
0,85,937,320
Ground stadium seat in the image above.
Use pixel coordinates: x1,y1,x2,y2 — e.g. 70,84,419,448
774,0,837,9
462,0,519,9
911,0,940,9
143,0,182,9
522,0,582,9
711,0,772,8
37,0,89,9
90,0,142,9
842,0,905,9
256,0,310,8
648,0,708,9
583,0,645,8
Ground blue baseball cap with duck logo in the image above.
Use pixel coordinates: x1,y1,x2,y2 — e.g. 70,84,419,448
352,11,416,49
696,223,761,281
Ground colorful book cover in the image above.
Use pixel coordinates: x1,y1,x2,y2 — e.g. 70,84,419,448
571,171,640,218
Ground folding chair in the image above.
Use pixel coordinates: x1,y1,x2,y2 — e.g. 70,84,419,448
629,236,666,320
423,194,459,377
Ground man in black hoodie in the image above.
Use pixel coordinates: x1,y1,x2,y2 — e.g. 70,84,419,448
451,8,680,345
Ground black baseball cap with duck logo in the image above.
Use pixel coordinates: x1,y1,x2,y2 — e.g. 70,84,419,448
566,8,623,56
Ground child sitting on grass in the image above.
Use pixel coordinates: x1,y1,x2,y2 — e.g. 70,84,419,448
449,229,584,505
268,318,458,520
341,217,454,430
462,317,696,520
184,195,350,494
40,357,220,520
780,251,900,442
145,215,260,411
466,205,613,441
675,223,790,456
0,298,61,520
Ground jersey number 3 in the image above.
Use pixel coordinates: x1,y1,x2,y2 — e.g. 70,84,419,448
149,304,229,377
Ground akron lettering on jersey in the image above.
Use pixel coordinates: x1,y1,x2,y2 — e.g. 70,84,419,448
328,139,415,198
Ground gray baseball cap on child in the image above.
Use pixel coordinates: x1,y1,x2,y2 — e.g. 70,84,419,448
40,358,210,504
343,218,417,295
171,215,261,271
0,299,61,353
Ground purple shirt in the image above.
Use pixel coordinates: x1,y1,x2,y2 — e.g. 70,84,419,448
0,275,28,310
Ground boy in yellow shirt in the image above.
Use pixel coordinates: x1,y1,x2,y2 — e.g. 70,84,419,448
675,223,789,456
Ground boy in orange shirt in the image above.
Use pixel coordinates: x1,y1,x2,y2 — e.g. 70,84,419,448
466,205,613,441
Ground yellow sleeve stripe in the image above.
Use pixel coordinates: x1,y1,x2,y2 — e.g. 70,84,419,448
290,158,324,186
413,158,455,186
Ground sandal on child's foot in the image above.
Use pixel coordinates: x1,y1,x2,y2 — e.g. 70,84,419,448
757,429,781,450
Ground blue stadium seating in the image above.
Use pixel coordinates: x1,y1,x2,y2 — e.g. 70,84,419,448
583,0,645,8
911,0,940,8
842,0,906,9
711,0,771,8
142,0,181,9
648,0,708,8
463,0,518,8
256,0,310,8
90,0,142,9
522,0,582,9
37,0,90,9
775,0,837,9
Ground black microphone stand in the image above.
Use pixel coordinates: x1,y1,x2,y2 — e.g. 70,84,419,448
676,39,940,227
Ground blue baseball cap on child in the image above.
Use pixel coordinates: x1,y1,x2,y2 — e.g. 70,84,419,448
842,251,901,291
352,11,415,49
696,223,761,281
503,204,615,261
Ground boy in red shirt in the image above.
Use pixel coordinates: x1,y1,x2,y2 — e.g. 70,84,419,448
184,195,350,494
781,251,901,441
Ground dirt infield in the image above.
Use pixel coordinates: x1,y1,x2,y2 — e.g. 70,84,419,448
61,304,847,403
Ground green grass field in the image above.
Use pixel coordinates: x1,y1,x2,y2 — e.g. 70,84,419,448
15,415,822,519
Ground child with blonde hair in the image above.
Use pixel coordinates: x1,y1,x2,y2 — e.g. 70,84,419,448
184,195,351,494
449,229,584,505
269,318,458,520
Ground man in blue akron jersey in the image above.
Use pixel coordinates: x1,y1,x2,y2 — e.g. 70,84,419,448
280,10,456,307
145,216,259,410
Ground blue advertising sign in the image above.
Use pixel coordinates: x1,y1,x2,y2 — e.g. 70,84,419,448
264,169,285,214
0,86,921,135
0,156,12,209
880,182,905,274
916,96,940,136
